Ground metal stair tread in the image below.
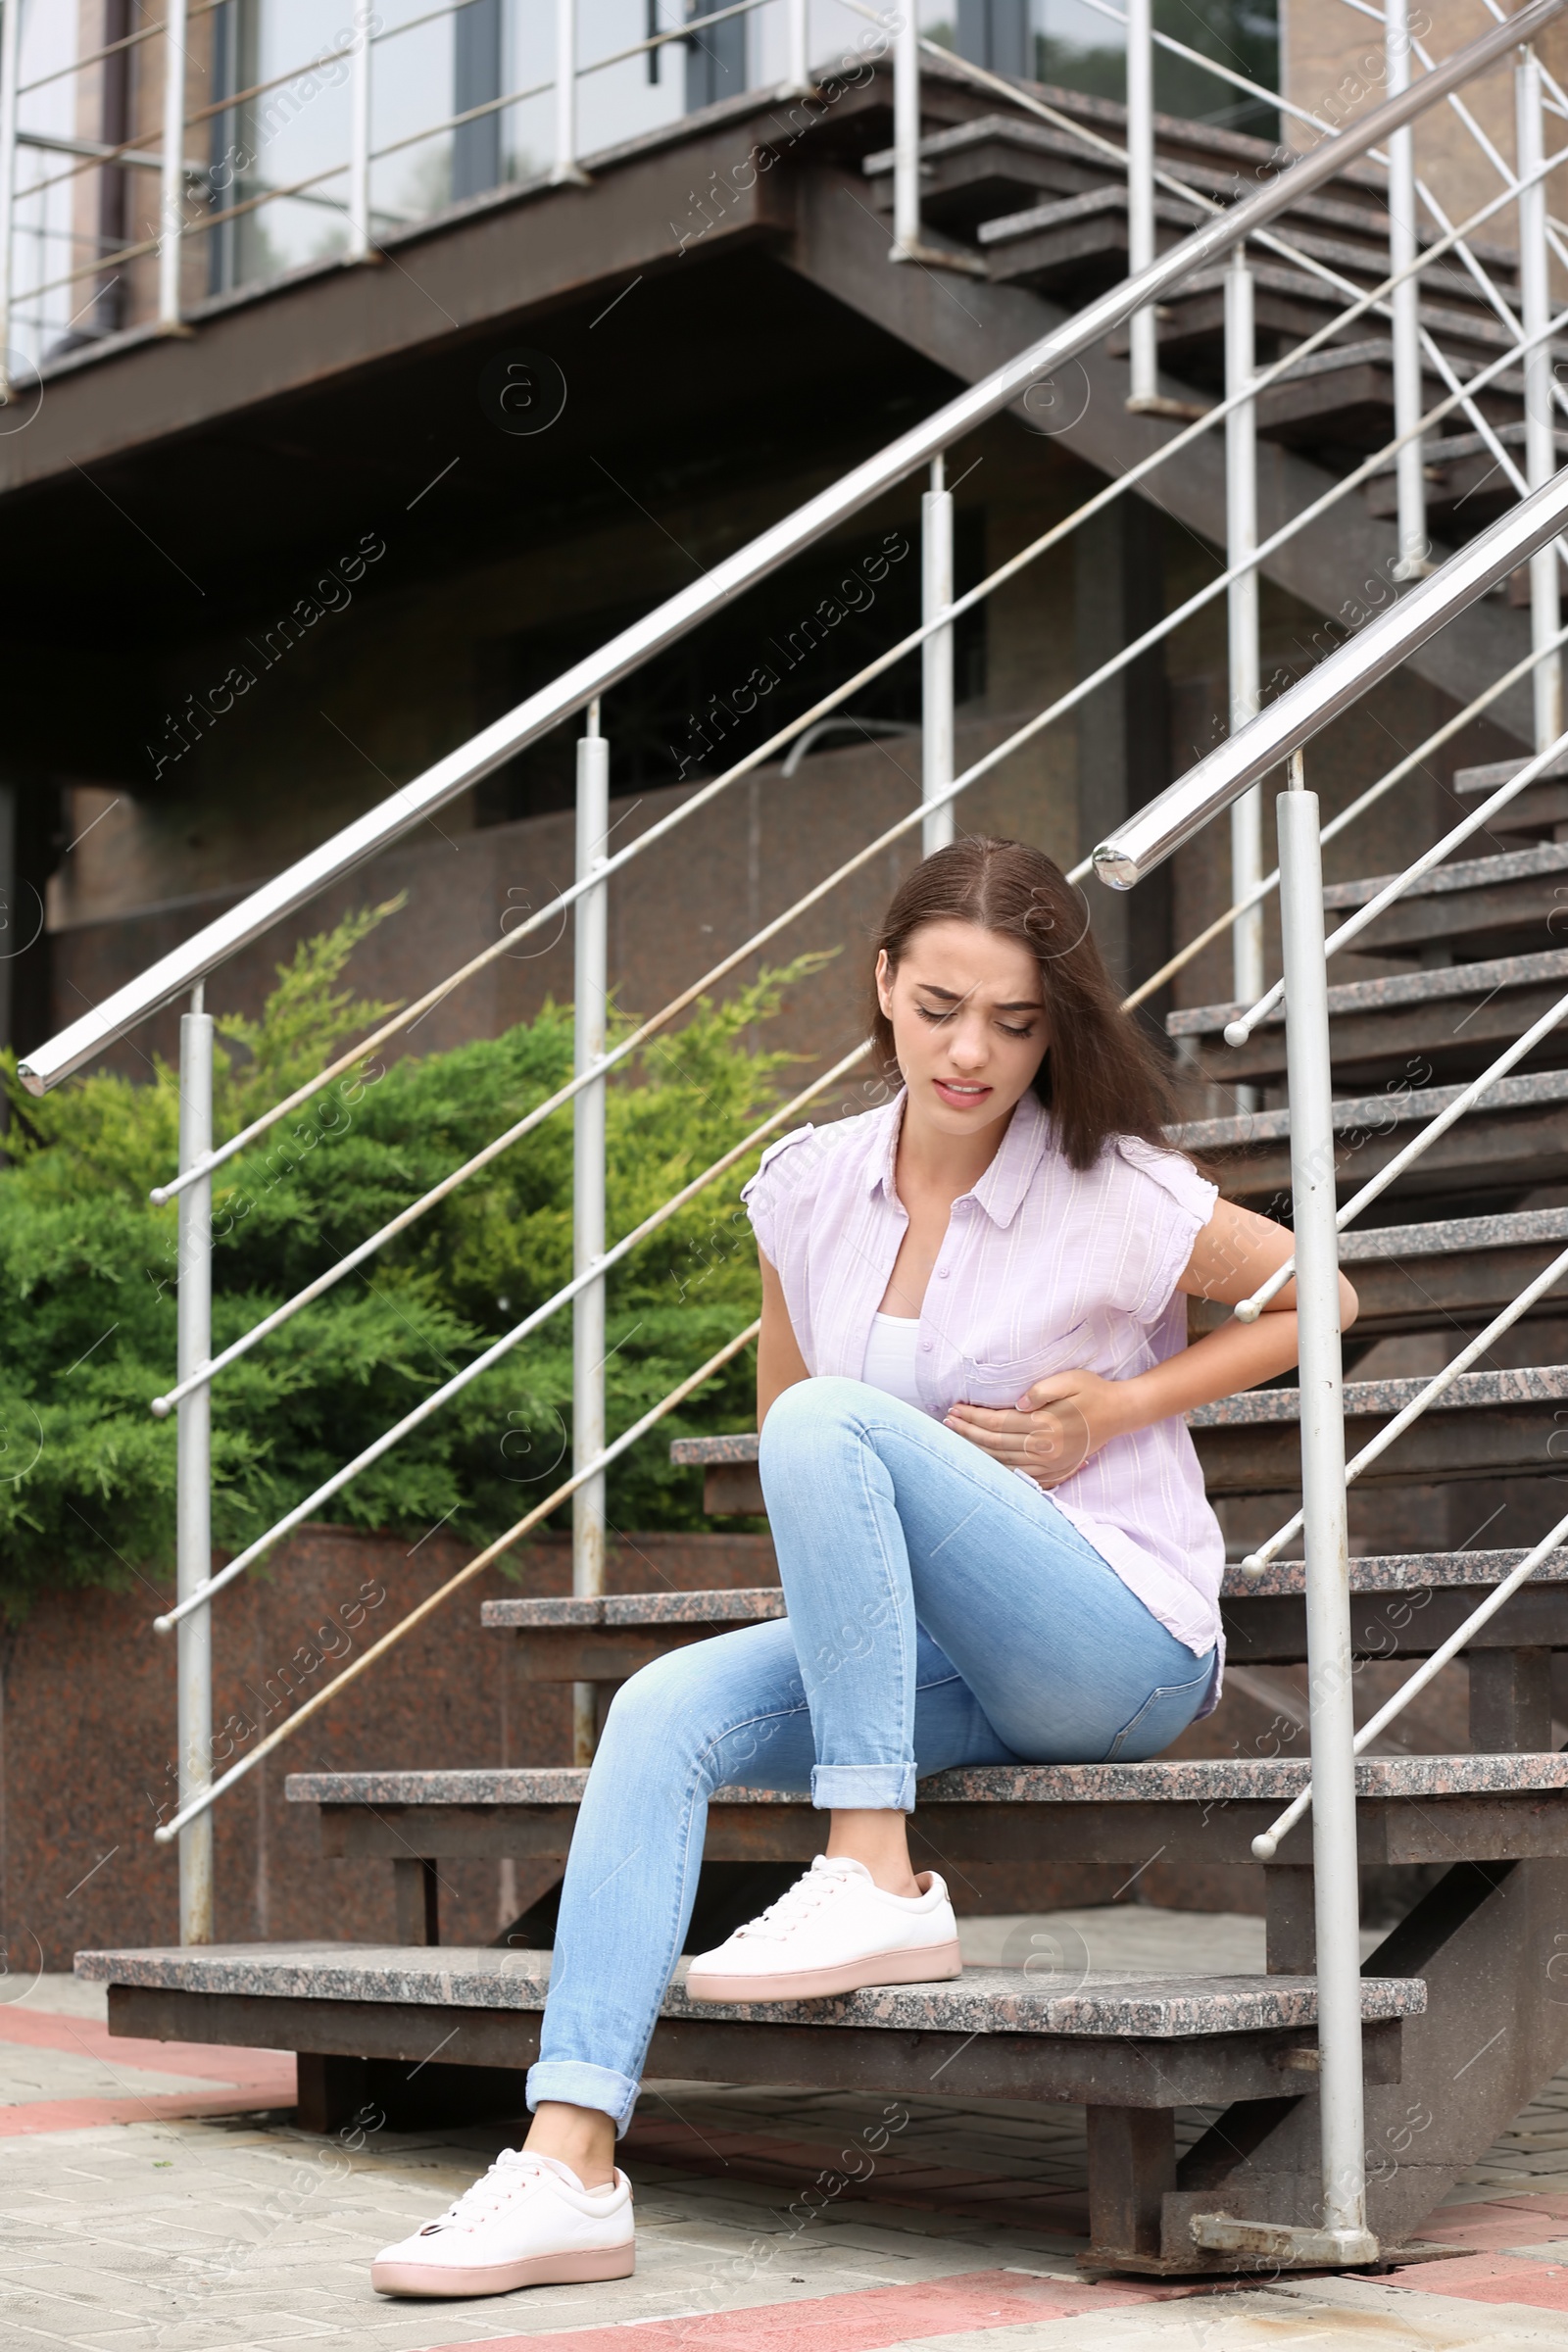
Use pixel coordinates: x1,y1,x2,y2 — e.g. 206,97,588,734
70,1942,1428,2036
281,1751,1568,1808
1169,945,1568,1038
1168,1062,1568,1150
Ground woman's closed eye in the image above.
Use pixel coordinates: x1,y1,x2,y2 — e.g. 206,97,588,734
914,1002,1035,1040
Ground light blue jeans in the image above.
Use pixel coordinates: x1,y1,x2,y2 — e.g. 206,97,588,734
526,1377,1215,2131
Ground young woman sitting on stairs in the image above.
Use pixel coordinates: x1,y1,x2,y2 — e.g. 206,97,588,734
371,833,1351,2301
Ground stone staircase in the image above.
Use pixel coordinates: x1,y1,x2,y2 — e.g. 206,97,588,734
858,96,1553,517
87,817,1568,2275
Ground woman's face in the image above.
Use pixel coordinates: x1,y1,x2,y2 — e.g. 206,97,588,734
875,920,1049,1140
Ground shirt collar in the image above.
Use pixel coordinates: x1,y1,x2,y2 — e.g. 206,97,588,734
865,1086,1050,1230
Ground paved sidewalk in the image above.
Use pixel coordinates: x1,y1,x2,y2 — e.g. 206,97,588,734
5,1911,1568,2349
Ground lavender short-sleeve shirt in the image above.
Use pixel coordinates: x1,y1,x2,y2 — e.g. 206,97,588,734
743,1087,1226,1684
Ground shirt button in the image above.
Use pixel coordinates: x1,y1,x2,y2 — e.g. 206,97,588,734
921,1338,934,1352
937,1266,951,1279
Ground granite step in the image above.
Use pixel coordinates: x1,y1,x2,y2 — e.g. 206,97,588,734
480,1551,1568,1684
481,1588,784,1681
672,1367,1568,1506
282,1752,1568,1872
74,1940,1426,2040
1168,1063,1568,1207
1187,1207,1568,1340
1321,841,1568,967
1453,748,1568,841
1192,1364,1568,1493
73,1942,1429,2120
1363,421,1568,529
1168,946,1568,1090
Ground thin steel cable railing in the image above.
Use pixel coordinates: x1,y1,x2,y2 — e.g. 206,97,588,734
1213,722,1568,1274
1121,619,1568,1011
1244,1234,1568,1576
1250,1502,1568,1862
18,6,223,96
1342,0,1568,434
162,637,1566,1409
167,323,1567,1597
914,18,1568,572
153,1037,869,1633
10,0,781,289
153,1313,765,1843
1229,716,1568,1056
24,0,1558,1094
147,300,1568,1418
143,151,1568,1213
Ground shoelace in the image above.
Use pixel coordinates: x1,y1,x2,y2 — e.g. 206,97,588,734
424,2151,552,2234
732,1864,855,1943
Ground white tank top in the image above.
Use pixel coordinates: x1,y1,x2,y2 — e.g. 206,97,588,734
859,1312,924,1410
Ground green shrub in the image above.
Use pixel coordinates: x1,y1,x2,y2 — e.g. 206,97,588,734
0,906,826,1622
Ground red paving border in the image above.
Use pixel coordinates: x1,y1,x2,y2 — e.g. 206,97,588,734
0,2001,295,2132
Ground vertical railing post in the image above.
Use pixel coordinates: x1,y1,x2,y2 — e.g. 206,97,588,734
1277,762,1373,2263
1517,47,1562,750
1386,0,1427,580
1125,0,1157,407
892,4,919,261
572,704,610,1767
921,454,955,856
1225,248,1263,1026
158,0,190,331
553,0,585,185
0,0,20,404
349,3,372,261
176,987,214,1945
785,0,810,95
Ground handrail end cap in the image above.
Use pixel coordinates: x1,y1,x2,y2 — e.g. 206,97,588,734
1092,843,1139,892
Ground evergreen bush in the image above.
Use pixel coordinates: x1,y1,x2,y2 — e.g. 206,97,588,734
0,904,827,1622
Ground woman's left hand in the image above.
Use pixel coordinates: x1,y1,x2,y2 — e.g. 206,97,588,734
944,1368,1134,1489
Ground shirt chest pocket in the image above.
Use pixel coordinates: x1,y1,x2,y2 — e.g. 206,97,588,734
954,1318,1094,1404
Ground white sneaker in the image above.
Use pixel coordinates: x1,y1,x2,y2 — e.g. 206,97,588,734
685,1853,962,2002
370,2148,634,2298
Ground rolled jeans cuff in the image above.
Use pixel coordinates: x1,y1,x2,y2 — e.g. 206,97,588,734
810,1762,916,1813
527,2059,640,2136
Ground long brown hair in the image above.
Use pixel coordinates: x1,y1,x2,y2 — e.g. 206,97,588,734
867,837,1174,1170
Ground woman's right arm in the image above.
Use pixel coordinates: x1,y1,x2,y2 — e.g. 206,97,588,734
757,1252,810,1429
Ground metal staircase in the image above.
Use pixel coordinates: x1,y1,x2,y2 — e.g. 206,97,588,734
25,0,1568,2287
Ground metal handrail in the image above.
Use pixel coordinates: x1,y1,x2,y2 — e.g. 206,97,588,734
21,0,1563,1096
141,138,1568,1203
1093,464,1568,890
1122,620,1568,1012
131,259,1568,1418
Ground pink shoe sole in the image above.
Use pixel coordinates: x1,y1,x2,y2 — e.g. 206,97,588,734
686,1936,963,2003
370,2238,634,2298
